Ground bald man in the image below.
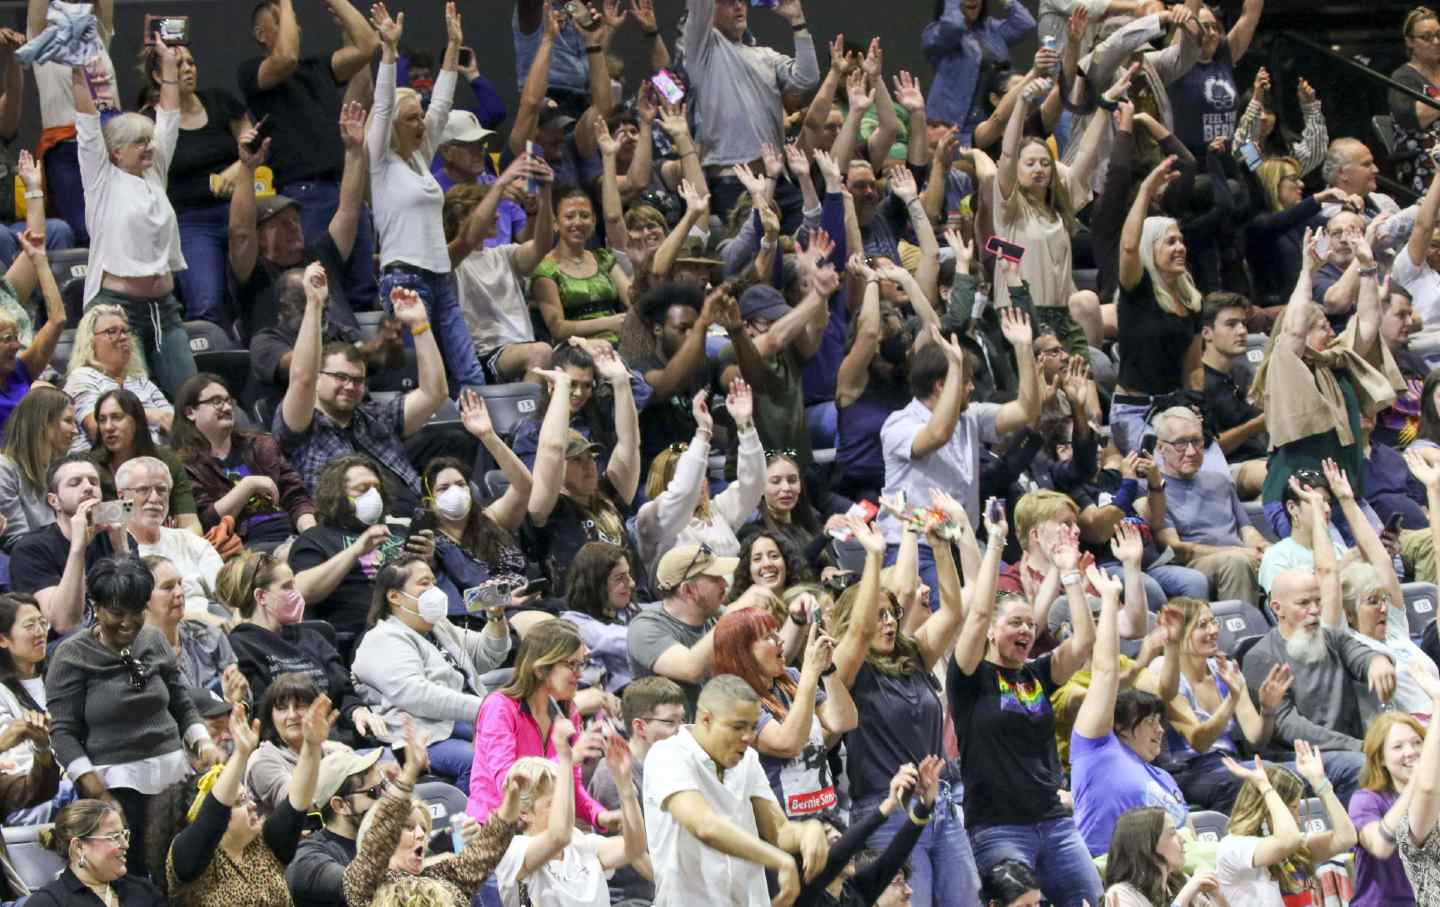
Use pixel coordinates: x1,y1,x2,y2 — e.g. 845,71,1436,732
643,675,830,907
1240,568,1395,804
1319,138,1401,222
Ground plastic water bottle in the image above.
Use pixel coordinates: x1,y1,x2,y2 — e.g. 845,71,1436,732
450,814,467,853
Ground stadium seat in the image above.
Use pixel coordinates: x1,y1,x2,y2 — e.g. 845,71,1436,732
830,537,866,574
1212,599,1272,655
1402,582,1439,641
1073,269,1098,292
1244,500,1277,543
1231,634,1264,666
484,469,510,500
1189,810,1228,843
298,619,337,649
475,383,542,440
50,328,75,376
194,350,252,407
1298,796,1330,833
1244,333,1268,366
1372,114,1396,157
3,823,63,889
184,320,237,353
417,781,469,849
356,310,386,341
48,248,88,327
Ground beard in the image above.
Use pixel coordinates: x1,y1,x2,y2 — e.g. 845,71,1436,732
1285,627,1329,665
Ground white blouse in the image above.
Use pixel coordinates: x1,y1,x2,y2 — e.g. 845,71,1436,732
76,108,185,304
368,60,455,274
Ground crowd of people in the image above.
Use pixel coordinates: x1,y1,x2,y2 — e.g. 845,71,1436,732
3,0,1440,904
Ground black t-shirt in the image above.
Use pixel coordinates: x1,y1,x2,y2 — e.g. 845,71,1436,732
234,231,357,345
635,353,700,469
845,661,948,808
286,524,410,647
1116,272,1201,395
946,652,1067,828
1203,364,1267,462
9,524,118,598
156,89,245,213
238,56,346,186
520,478,636,596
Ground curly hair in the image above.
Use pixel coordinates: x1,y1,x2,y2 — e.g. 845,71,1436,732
312,455,390,528
730,528,814,602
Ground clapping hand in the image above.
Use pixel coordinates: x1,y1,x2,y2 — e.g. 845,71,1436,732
389,287,428,327
459,388,495,439
369,3,404,49
1257,662,1293,714
1110,521,1144,567
229,703,261,758
303,694,340,748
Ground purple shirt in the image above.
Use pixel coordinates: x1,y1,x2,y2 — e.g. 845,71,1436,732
1349,788,1417,907
0,358,31,440
428,158,528,248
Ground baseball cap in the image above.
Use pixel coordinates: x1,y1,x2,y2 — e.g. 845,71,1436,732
440,109,495,146
187,687,231,719
312,748,384,810
738,284,790,323
674,234,723,269
656,544,739,591
538,103,577,133
256,194,301,226
565,429,601,459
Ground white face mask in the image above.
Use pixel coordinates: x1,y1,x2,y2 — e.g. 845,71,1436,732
351,487,384,526
400,586,449,623
434,485,472,522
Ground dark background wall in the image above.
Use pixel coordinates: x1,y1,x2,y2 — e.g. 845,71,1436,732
0,0,964,146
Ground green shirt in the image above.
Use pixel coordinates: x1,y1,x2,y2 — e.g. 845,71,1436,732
1261,369,1364,504
534,247,623,344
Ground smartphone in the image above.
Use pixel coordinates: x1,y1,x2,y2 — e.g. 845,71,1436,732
1386,512,1405,535
1140,434,1159,457
244,115,273,155
144,14,190,46
91,499,134,526
986,498,1003,524
985,235,1025,264
1237,141,1263,172
457,46,474,68
563,0,595,28
521,577,549,598
651,69,686,105
524,140,541,194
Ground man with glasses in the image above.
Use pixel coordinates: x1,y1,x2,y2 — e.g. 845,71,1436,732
276,264,450,513
287,748,387,907
587,675,687,905
628,544,740,712
10,453,129,634
116,457,225,623
1139,407,1268,604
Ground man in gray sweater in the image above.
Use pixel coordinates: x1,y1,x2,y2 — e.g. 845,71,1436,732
1241,568,1397,804
683,0,818,220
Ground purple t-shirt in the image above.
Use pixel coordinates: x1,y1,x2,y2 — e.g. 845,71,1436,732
1349,788,1417,907
1072,731,1188,857
0,358,32,440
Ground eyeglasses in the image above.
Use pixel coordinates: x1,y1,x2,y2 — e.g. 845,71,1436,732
765,448,799,462
85,829,131,847
197,395,233,409
319,370,366,388
1161,437,1205,451
559,655,587,673
15,616,50,634
1035,347,1067,358
1413,30,1440,42
1194,617,1219,631
118,648,146,692
125,484,170,500
877,608,899,623
642,715,680,728
95,326,130,341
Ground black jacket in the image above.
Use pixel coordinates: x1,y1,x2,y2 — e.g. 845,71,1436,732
285,828,357,907
25,867,166,907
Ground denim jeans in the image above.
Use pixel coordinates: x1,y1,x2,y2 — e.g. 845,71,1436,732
428,738,475,793
971,817,1102,907
1320,749,1365,806
858,782,980,907
42,140,88,246
379,266,486,393
282,179,378,310
1099,562,1208,611
88,288,196,400
175,202,232,325
0,218,75,268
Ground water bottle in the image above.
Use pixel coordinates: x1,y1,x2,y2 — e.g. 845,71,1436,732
450,814,467,853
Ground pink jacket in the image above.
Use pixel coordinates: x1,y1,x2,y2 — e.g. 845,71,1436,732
467,691,605,827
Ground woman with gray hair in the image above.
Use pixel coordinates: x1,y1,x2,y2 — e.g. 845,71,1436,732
1112,155,1206,457
69,40,196,399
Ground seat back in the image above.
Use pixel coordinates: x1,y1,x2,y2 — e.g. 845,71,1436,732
1298,796,1330,833
184,320,237,353
484,470,511,501
1231,634,1264,667
1243,499,1277,544
1189,810,1228,843
1402,582,1439,640
298,619,338,649
1212,599,1272,656
356,310,386,341
830,537,866,574
50,329,76,376
48,249,88,327
3,824,63,890
1373,114,1397,156
475,383,542,440
416,781,469,849
193,351,253,409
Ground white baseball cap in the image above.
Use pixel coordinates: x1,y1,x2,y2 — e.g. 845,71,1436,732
441,110,495,146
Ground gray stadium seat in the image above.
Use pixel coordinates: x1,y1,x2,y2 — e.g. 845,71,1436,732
484,469,510,500
475,383,542,440
356,310,386,341
1298,796,1330,833
1402,582,1439,640
416,781,469,849
1212,599,1271,655
3,823,63,889
1189,810,1228,843
1244,500,1277,543
830,537,866,574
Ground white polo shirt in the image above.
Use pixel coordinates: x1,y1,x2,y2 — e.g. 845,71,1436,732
643,727,779,907
1391,243,1440,328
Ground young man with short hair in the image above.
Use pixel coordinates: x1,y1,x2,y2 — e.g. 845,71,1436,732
1199,293,1267,498
627,545,740,711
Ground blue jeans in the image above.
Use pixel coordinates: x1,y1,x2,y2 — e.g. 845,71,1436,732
175,202,231,325
42,140,87,246
428,738,475,793
0,219,75,268
971,817,1102,907
885,542,939,609
859,783,979,907
379,266,486,392
282,179,378,310
1320,749,1365,806
88,289,196,400
1100,562,1208,611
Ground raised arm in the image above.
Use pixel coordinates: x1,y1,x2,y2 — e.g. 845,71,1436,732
994,306,1040,436
13,229,65,381
860,41,899,171
1227,0,1264,62
1050,542,1098,683
1119,155,1177,290
256,0,301,91
952,502,1004,676
526,369,572,526
280,263,327,435
393,289,448,436
830,70,873,174
509,6,560,157
228,123,270,285
831,517,887,688
592,344,639,504
463,391,534,532
1072,565,1123,739
1405,662,1440,845
326,0,380,84
1221,754,1304,866
909,326,967,459
330,100,369,262
837,258,881,407
914,491,979,670
517,718,579,876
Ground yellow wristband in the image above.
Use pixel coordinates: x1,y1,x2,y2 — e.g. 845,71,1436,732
409,322,431,336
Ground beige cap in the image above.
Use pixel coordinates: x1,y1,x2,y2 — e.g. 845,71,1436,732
311,748,383,810
656,544,739,592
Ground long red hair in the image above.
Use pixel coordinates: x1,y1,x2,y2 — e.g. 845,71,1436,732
713,609,798,721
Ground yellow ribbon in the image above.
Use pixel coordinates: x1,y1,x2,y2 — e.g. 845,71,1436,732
187,764,225,823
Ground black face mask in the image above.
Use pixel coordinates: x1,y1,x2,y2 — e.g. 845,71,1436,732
879,332,911,368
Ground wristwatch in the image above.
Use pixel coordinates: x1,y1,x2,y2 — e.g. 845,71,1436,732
1060,572,1083,588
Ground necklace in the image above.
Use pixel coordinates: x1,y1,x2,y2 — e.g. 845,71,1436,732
85,881,117,907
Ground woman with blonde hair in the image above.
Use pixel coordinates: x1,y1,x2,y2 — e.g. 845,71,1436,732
1214,745,1357,905
1245,156,1357,304
1389,6,1440,194
68,42,197,399
347,721,523,907
366,2,486,392
62,303,174,452
1350,711,1424,907
635,379,763,571
468,619,620,832
0,386,76,547
0,214,67,436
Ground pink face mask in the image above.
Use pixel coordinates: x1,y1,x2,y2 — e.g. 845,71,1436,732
270,589,305,625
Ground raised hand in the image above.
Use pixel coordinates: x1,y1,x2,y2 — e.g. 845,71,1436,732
679,178,710,216
861,37,883,81
590,342,631,384
999,305,1033,347
733,161,767,197
783,141,811,181
594,117,620,158
889,167,918,203
1319,458,1353,501
339,100,366,152
1084,563,1123,600
810,263,841,298
1214,654,1248,697
944,227,973,271
444,1,463,47
1141,154,1179,192
601,0,628,31
303,693,340,747
892,70,925,112
1110,521,1144,566
630,0,658,31
690,389,713,435
459,388,495,439
1060,356,1091,406
1067,5,1089,42
1293,739,1327,788
884,762,918,813
230,703,262,756
848,514,888,556
303,261,328,305
1221,753,1272,787
726,377,754,429
657,100,690,139
390,287,428,327
1297,76,1317,105
845,68,874,112
16,150,40,192
760,143,784,180
813,148,841,187
369,3,404,49
1258,662,1293,713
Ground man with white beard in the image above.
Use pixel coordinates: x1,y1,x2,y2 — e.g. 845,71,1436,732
1240,568,1396,804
